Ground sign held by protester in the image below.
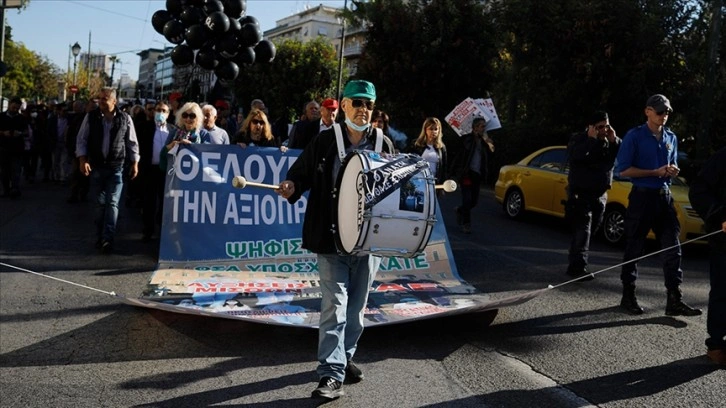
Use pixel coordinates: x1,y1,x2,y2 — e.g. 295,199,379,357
445,97,502,136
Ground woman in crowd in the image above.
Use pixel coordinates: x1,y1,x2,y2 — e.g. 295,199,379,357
234,109,281,148
160,102,210,169
407,117,448,188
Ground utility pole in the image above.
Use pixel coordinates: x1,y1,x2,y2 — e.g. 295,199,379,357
336,0,348,101
109,56,117,87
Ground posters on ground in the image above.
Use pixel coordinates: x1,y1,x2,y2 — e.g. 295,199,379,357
128,144,544,327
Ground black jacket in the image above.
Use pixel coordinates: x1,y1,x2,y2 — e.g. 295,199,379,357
449,132,491,180
285,125,393,254
688,147,726,251
567,131,620,196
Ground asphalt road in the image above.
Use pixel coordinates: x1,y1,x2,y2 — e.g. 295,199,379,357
1,180,723,408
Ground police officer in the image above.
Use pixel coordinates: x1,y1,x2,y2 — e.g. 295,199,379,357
565,111,620,280
615,94,701,316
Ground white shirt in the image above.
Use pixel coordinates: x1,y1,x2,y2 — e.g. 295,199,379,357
421,144,439,177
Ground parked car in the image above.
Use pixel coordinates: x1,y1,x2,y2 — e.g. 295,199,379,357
494,146,706,245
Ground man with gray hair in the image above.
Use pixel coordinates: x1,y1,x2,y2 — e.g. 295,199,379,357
76,87,140,254
202,105,230,145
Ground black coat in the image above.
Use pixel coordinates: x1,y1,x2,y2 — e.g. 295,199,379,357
688,147,726,251
566,131,621,196
285,125,392,254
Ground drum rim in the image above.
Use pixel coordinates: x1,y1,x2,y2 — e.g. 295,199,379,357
333,151,371,255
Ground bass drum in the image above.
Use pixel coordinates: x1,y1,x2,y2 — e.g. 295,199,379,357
333,151,437,258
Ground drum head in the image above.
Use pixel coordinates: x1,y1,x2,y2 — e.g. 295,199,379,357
334,153,367,254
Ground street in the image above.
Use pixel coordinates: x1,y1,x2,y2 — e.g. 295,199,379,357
1,180,723,408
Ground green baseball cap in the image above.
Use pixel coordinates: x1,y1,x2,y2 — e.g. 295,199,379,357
343,80,376,100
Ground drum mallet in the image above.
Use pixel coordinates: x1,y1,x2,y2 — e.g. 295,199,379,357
231,176,280,190
435,179,458,192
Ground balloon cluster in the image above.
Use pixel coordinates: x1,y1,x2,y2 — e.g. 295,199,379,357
152,0,276,82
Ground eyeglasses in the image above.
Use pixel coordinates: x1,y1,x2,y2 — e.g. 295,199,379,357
595,124,612,130
181,112,196,119
655,109,672,116
251,119,265,126
350,99,375,110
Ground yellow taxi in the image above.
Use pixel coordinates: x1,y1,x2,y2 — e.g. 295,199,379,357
494,146,706,245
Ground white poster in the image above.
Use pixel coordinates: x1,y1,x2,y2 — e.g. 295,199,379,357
474,98,502,131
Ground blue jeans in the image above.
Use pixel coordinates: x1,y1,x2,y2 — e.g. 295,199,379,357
707,250,726,351
91,165,124,243
316,253,381,382
621,188,682,290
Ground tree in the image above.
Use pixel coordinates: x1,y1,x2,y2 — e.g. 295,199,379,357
232,37,340,123
347,0,499,135
3,24,62,102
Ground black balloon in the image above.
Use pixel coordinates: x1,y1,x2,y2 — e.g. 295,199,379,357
166,0,184,16
215,59,239,81
239,22,262,47
171,44,194,66
180,7,206,27
223,0,246,19
163,19,186,44
233,46,255,65
196,46,220,70
204,0,224,14
217,33,240,58
227,17,241,35
187,0,207,7
152,10,174,35
205,11,230,34
239,15,259,29
254,39,276,63
185,24,210,49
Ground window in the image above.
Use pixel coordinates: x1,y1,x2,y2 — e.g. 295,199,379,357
529,149,567,173
318,27,328,36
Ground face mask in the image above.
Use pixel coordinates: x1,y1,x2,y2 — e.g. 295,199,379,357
30,112,38,119
345,117,371,132
154,112,167,123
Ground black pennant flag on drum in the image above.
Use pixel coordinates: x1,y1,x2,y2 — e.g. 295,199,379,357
361,155,430,209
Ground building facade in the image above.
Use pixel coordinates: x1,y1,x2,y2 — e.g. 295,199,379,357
264,4,344,53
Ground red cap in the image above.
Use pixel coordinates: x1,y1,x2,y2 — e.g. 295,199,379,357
168,92,182,102
321,98,338,110
215,99,230,109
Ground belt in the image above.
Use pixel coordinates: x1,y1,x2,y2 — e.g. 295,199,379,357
632,186,670,195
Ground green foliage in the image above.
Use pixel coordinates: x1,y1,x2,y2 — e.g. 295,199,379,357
3,39,61,101
233,37,340,122
350,0,498,133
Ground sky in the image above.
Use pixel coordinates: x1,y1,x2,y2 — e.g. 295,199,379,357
5,0,346,82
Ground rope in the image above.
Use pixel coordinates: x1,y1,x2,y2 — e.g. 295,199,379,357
547,229,724,289
2,230,722,298
0,262,118,297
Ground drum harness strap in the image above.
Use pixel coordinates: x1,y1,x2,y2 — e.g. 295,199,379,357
333,124,383,163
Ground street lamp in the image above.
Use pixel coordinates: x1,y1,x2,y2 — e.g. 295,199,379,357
71,42,81,100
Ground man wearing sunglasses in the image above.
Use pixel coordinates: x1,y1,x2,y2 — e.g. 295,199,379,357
565,111,621,281
615,94,701,317
276,80,393,401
